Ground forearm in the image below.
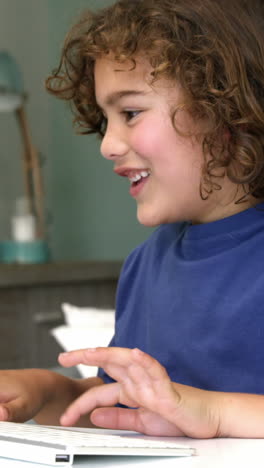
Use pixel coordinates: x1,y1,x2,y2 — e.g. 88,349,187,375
172,382,264,438
217,391,264,438
34,370,103,426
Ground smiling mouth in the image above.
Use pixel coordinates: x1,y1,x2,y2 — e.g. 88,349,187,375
129,170,150,198
128,170,151,185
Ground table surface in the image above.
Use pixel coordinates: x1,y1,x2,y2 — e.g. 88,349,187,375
0,434,264,468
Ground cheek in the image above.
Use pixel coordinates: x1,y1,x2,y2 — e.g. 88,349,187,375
131,118,175,157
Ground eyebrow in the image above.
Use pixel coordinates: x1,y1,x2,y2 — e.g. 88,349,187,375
98,90,148,108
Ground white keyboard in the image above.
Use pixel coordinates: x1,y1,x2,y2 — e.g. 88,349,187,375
0,422,195,466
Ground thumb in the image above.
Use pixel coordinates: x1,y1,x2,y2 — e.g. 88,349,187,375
0,398,31,423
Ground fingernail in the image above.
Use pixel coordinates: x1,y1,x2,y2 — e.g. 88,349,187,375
84,348,97,353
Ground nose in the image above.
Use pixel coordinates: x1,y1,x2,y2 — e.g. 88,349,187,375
100,123,128,160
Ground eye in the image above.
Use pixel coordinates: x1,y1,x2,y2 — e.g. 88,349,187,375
100,116,108,135
122,110,141,122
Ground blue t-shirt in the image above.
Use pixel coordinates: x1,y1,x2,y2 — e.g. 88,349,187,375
99,204,264,394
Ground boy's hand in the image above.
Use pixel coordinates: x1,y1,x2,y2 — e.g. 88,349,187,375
0,368,97,426
0,369,54,423
59,347,221,438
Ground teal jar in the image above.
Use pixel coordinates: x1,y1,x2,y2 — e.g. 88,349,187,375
0,240,50,264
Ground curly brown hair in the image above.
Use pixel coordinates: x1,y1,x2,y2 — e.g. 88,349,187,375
46,0,264,201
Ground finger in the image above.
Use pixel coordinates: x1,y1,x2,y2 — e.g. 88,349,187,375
126,349,174,400
58,347,134,369
59,349,133,386
127,349,182,419
58,348,99,368
131,349,178,395
60,383,121,426
131,348,170,382
91,407,184,437
91,407,141,432
0,405,9,421
58,347,139,385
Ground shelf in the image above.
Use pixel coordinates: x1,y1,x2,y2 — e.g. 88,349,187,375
0,261,122,288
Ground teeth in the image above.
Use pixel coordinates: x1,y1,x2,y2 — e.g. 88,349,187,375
132,174,141,182
129,171,150,183
141,171,149,178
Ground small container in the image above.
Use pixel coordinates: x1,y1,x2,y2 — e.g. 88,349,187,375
0,197,50,264
0,240,50,264
11,197,36,242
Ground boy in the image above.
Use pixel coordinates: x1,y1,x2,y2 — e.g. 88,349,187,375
1,0,264,438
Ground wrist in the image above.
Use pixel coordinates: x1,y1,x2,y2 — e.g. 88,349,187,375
171,383,222,438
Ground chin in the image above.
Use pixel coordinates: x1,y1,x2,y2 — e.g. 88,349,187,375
137,208,190,226
137,210,167,227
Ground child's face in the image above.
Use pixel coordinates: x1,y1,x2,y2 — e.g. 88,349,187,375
94,55,245,225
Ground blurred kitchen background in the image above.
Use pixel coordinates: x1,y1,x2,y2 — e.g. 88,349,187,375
0,0,151,262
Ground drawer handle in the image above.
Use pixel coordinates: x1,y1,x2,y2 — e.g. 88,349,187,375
33,311,62,324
